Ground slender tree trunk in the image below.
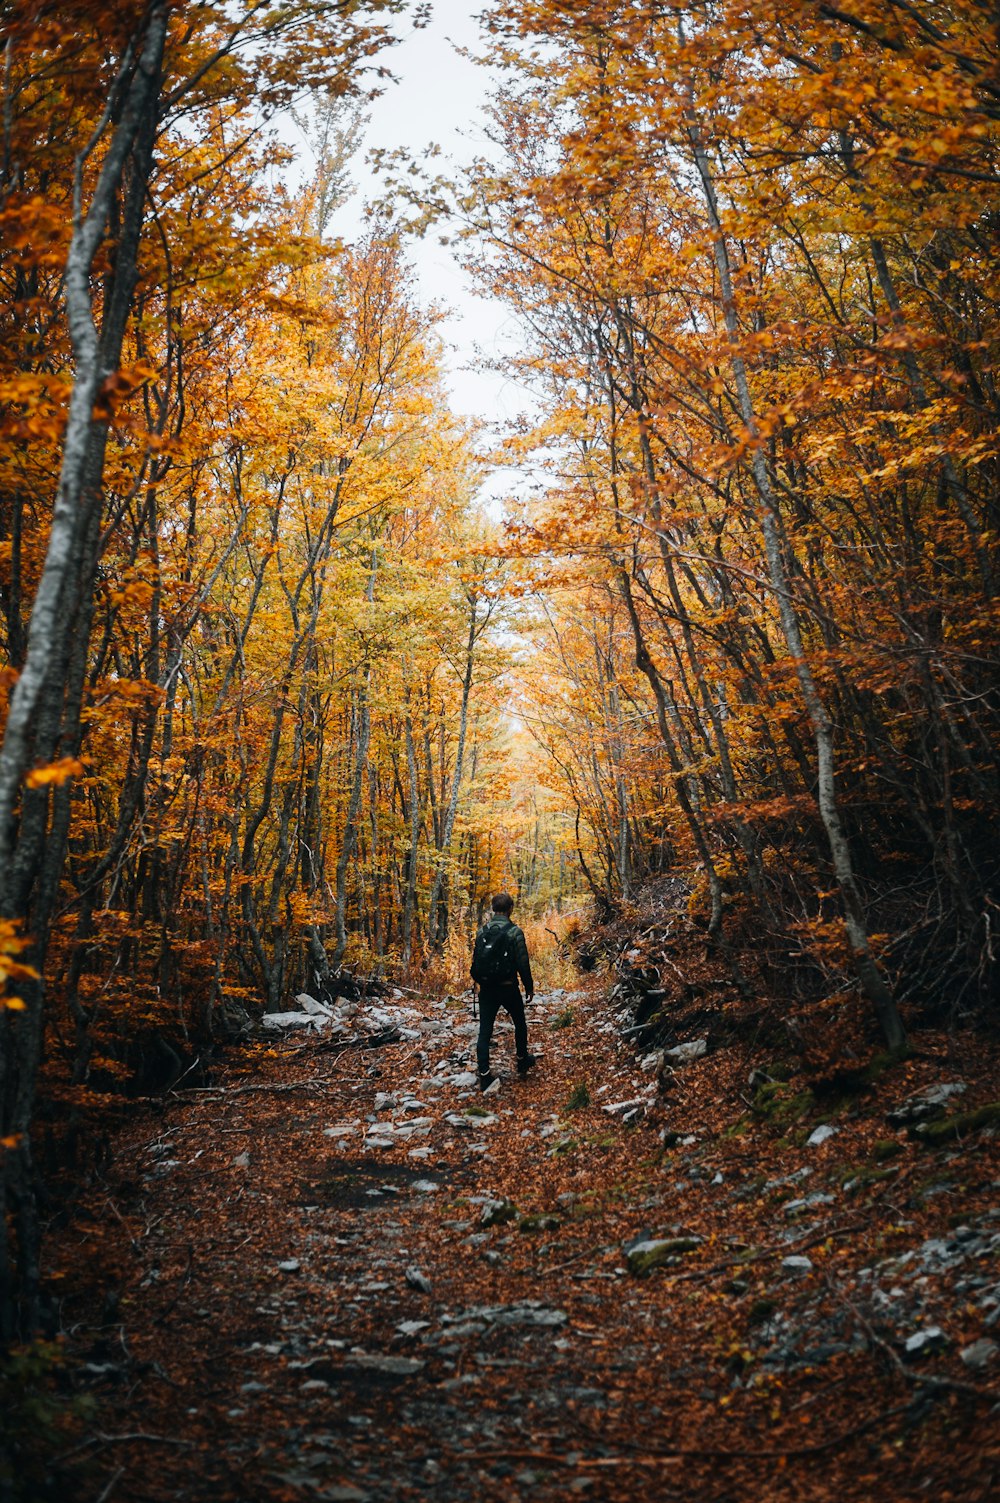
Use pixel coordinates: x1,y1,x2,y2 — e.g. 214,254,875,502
0,5,170,1343
427,591,487,950
687,120,905,1052
401,694,421,964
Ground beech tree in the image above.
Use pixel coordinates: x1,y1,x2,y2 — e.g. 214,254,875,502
474,0,998,1044
0,0,404,1341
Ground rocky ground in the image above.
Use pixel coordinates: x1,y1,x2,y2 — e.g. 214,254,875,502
29,978,1000,1502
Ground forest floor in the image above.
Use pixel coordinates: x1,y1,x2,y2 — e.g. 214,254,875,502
34,974,1000,1503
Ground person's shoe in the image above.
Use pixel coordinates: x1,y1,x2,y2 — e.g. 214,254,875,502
516,1052,537,1078
478,1070,497,1092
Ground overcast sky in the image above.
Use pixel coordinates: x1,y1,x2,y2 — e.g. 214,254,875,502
318,1,540,509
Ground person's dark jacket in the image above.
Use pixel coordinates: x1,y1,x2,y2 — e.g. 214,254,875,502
471,913,533,996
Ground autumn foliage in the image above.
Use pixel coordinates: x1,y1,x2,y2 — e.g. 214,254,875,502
469,0,999,1030
0,1,576,1339
0,0,998,1347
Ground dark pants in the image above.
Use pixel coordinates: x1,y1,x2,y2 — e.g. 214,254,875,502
476,985,528,1075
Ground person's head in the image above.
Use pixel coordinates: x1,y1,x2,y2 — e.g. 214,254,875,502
491,892,514,916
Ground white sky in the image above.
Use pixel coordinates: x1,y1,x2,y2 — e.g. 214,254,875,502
319,1,542,510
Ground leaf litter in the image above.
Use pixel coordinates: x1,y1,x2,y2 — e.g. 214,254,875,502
46,979,1000,1502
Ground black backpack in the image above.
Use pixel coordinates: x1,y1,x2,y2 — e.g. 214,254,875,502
471,923,518,986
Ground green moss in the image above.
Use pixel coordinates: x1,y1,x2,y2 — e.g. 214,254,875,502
627,1237,702,1275
748,1297,777,1326
518,1213,562,1234
863,1050,896,1083
872,1138,903,1163
913,1102,1000,1145
841,1164,899,1191
480,1199,519,1227
752,1080,815,1125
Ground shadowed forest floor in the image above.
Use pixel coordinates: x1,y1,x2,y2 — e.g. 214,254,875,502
38,980,1000,1503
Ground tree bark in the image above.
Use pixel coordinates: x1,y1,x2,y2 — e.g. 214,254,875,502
687,118,906,1053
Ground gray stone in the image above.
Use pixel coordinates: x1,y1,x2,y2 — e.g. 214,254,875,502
405,1266,432,1294
784,1192,835,1217
601,1097,646,1117
765,1168,812,1190
278,1260,301,1273
781,1256,813,1275
664,1038,708,1064
626,1236,702,1274
442,1302,568,1330
480,1198,519,1228
806,1124,838,1147
960,1338,998,1370
903,1326,948,1358
887,1082,966,1127
344,1354,425,1378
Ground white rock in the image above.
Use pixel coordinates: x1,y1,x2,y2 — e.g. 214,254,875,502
664,1038,707,1064
295,993,333,1017
344,1355,424,1377
232,1151,250,1169
806,1124,838,1146
640,1051,664,1073
261,1010,326,1032
411,1180,440,1193
278,1260,301,1273
960,1338,997,1369
904,1326,947,1356
405,1266,432,1294
602,1097,646,1117
782,1255,813,1275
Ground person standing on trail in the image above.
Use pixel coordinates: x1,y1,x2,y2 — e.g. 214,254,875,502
470,893,536,1090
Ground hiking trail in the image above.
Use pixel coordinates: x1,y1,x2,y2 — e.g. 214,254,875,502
49,980,1000,1502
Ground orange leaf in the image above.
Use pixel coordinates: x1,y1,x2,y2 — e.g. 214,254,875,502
25,757,85,789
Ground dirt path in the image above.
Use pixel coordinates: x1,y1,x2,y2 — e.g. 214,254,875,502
50,984,1000,1502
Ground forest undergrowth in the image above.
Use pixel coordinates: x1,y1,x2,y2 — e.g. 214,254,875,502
5,888,999,1503
2,0,999,1461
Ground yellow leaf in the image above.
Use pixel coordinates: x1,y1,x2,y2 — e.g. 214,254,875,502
25,757,85,789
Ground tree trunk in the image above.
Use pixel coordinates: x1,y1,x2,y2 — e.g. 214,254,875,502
687,119,906,1053
0,5,169,1344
